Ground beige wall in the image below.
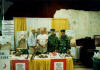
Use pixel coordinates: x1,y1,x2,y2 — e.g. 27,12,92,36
54,9,100,39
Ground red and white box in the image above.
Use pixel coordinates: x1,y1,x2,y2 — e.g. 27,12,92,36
12,60,29,70
51,59,66,70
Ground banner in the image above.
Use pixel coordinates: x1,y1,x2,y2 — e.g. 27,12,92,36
51,59,66,70
12,60,29,70
1,20,14,50
0,35,14,50
0,50,10,70
2,20,14,36
16,31,27,49
66,30,76,47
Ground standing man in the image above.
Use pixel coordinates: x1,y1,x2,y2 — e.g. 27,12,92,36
48,29,59,52
59,29,71,53
37,28,48,53
28,29,38,54
37,28,40,36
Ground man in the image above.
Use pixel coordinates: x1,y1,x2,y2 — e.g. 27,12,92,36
37,28,40,36
37,28,48,53
59,29,71,53
28,29,38,54
48,29,59,52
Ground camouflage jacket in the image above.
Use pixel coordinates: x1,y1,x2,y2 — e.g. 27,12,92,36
59,35,71,53
48,34,59,52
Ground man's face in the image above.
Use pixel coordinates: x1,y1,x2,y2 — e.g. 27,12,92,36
41,28,47,34
51,31,55,35
61,32,65,35
31,30,35,34
41,29,44,34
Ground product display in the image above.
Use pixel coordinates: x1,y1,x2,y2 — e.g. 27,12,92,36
3,15,99,70
1,0,100,69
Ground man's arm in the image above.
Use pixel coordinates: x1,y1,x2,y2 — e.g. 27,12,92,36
43,39,48,48
37,39,48,48
28,35,36,47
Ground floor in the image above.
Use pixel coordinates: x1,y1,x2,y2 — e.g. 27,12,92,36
74,68,93,70
74,65,93,70
74,61,93,70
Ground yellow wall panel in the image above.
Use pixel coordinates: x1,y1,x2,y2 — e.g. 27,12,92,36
14,17,27,49
51,18,69,31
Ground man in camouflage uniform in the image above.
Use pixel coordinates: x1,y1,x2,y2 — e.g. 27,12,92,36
48,29,59,52
59,29,71,53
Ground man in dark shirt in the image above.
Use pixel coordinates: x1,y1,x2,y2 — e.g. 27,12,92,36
48,29,59,52
59,29,71,53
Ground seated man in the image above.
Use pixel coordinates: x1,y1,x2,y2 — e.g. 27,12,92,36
48,29,59,52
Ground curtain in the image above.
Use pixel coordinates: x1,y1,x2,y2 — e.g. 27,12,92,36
29,59,51,70
29,58,73,70
14,17,27,49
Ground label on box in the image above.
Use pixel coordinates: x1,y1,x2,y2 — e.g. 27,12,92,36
54,62,64,70
12,60,29,70
16,63,25,70
51,59,66,70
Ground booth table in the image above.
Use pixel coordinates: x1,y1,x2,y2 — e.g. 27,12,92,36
11,57,73,70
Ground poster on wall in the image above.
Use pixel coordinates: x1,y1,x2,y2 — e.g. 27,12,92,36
0,50,10,70
12,60,29,70
94,35,100,47
1,20,14,50
66,30,76,47
2,20,14,36
16,31,27,49
0,35,14,50
51,59,66,70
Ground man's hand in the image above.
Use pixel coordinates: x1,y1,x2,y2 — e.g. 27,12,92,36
31,46,34,48
67,50,70,54
31,46,36,49
42,45,46,48
34,46,39,49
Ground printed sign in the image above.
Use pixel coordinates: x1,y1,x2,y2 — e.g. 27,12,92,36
0,35,14,50
16,63,25,70
0,50,10,70
12,60,29,70
2,20,14,36
54,62,64,70
16,31,27,49
51,59,66,70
